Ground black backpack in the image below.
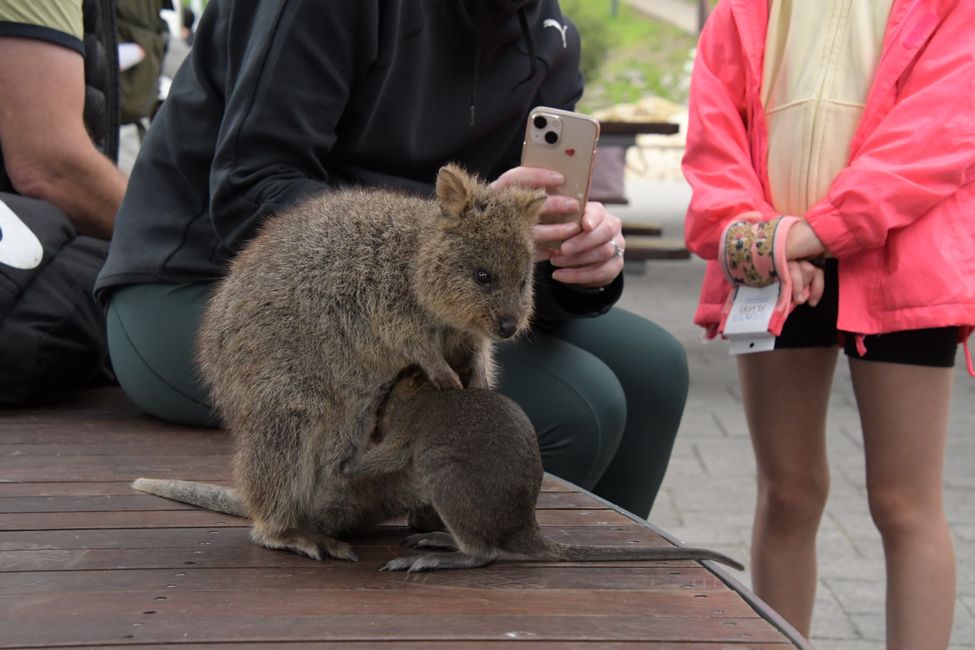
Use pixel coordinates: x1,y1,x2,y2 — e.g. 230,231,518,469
0,194,112,406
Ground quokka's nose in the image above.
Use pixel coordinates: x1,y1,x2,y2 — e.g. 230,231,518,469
497,317,518,339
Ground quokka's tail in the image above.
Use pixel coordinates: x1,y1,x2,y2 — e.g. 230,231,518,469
507,528,744,570
550,542,745,571
131,478,248,518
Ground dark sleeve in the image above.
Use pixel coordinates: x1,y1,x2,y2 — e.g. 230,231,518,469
206,0,379,252
531,262,623,327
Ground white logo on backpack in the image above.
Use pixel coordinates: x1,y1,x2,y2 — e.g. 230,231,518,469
0,197,44,270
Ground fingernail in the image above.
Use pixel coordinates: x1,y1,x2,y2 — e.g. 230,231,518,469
548,171,564,183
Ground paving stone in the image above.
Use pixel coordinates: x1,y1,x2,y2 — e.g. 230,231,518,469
810,588,862,641
824,578,886,615
952,600,975,645
813,642,882,650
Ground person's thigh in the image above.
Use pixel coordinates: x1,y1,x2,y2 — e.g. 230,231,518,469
541,308,689,517
106,282,216,426
493,332,627,492
851,358,953,520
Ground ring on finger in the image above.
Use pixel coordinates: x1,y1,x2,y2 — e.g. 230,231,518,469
610,239,624,258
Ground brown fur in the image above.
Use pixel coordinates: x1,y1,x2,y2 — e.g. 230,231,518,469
132,373,744,571
191,164,545,560
348,373,746,572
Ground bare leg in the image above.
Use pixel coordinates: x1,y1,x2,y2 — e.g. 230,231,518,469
738,347,838,637
850,359,955,650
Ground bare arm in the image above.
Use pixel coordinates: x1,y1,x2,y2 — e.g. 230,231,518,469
0,38,126,240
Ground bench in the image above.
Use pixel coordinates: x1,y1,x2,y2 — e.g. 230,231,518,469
0,388,810,648
594,120,691,262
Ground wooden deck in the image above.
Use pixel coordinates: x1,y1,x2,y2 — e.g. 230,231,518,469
1,388,810,648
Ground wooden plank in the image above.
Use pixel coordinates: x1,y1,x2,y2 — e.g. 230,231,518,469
72,644,796,650
0,481,210,498
1,612,788,648
0,588,758,622
0,507,634,531
0,478,573,498
0,525,672,552
0,456,231,482
0,540,728,573
600,121,680,136
0,490,597,514
0,439,228,456
621,224,663,237
0,566,735,594
624,237,691,261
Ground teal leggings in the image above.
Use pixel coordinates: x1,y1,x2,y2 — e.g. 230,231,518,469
106,283,688,517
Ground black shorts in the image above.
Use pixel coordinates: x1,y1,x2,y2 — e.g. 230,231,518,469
775,260,958,368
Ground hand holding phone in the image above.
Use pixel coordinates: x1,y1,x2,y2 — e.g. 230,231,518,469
520,106,600,225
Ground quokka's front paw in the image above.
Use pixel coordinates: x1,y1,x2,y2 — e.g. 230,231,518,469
425,367,463,391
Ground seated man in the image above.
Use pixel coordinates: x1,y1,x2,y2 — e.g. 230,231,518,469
95,0,688,518
0,0,127,405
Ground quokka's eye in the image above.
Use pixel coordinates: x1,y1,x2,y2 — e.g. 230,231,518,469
520,279,527,292
473,198,488,212
474,268,493,287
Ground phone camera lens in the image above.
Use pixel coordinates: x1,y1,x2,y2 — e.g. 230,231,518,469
533,115,548,129
544,130,558,144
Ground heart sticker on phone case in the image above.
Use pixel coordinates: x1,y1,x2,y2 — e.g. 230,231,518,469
565,148,576,157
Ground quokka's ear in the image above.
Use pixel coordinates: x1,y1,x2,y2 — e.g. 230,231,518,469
515,187,547,225
436,164,479,219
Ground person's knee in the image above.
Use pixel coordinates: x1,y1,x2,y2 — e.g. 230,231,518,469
640,322,689,403
867,484,941,542
531,372,627,490
757,472,830,534
106,287,214,426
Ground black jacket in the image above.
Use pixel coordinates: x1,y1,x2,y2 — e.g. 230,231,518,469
96,0,621,319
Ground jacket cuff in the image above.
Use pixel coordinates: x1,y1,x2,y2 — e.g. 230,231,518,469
531,262,622,327
804,201,861,258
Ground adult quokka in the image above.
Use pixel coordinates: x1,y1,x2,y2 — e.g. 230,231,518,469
189,164,545,560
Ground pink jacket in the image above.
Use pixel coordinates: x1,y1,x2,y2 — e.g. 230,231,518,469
682,0,975,367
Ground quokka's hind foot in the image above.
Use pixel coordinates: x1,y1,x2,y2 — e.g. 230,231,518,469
400,531,458,550
250,525,359,562
382,549,499,573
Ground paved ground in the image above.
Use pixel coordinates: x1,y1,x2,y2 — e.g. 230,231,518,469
614,178,975,649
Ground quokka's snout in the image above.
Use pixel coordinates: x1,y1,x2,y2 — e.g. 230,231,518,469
496,315,519,339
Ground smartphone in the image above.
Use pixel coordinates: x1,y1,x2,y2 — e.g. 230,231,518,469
520,106,601,225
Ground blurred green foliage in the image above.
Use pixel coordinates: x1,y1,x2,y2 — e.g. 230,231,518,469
560,1,699,112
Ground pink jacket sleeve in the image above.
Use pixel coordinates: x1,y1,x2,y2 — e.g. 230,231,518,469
805,3,975,258
682,7,778,262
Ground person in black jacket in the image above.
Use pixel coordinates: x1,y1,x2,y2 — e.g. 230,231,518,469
96,0,688,518
0,0,124,406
